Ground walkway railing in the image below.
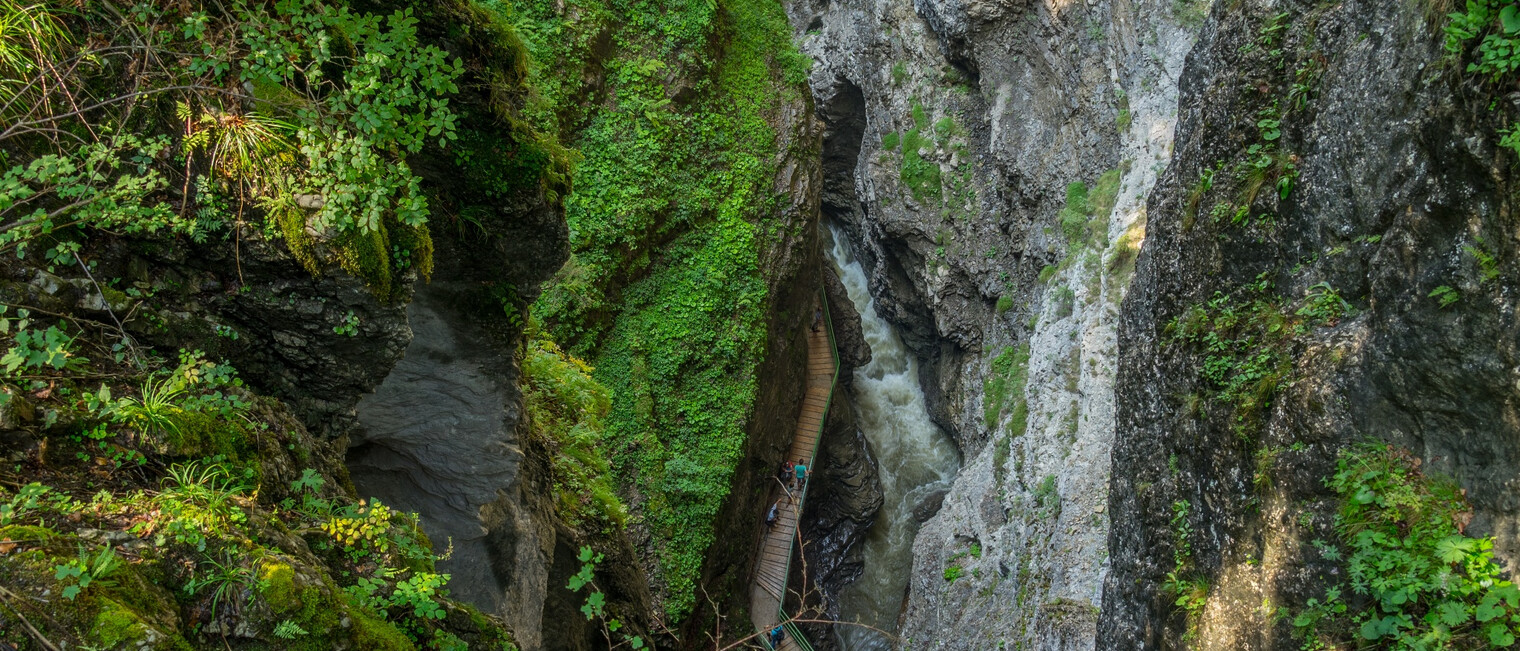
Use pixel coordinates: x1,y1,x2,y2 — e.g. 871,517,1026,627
761,288,839,651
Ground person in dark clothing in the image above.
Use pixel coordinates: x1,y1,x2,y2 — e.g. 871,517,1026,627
780,460,794,486
770,625,785,648
811,306,822,332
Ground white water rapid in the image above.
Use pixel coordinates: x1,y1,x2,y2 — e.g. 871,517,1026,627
825,225,961,650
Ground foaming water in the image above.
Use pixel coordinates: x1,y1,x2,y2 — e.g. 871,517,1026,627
825,224,961,650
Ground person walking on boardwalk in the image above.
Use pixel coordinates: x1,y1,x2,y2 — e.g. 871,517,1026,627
812,305,823,332
765,500,780,530
793,459,808,491
769,625,785,648
780,459,794,488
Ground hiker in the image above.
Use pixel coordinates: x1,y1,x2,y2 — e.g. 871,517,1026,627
769,625,785,648
765,500,780,529
780,459,794,487
811,305,823,332
793,459,808,491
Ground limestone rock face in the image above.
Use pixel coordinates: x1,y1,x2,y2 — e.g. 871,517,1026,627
780,0,1203,648
1103,2,1520,648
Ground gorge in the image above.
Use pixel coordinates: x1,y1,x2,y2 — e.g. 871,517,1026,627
1,0,1519,650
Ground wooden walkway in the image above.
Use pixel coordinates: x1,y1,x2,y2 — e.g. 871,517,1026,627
750,316,836,651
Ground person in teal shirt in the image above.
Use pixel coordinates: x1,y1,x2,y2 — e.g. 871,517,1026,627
793,459,808,491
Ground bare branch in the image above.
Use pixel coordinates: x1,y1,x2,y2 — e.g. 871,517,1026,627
0,85,252,142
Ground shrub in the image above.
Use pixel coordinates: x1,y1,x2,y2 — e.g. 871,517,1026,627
1292,443,1520,648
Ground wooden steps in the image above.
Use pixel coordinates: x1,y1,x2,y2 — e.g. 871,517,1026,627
750,311,837,649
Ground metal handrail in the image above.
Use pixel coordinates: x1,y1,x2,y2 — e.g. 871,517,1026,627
766,286,839,651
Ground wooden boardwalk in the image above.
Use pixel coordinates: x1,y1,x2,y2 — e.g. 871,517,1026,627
750,317,836,651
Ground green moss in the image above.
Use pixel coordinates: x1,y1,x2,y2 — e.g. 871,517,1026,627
983,344,1030,430
0,525,55,541
92,599,148,647
259,561,301,614
522,337,626,527
995,295,1014,315
164,411,250,460
348,607,417,651
882,132,900,150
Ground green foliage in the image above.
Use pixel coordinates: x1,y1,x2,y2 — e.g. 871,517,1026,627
567,546,646,649
144,461,251,552
54,544,122,601
891,61,908,86
0,0,542,296
0,308,84,375
1166,275,1342,431
877,99,974,211
1295,282,1352,325
899,107,945,202
1445,0,1520,80
983,344,1030,431
0,482,51,524
274,619,309,639
0,134,187,257
1162,497,1210,641
1170,0,1212,29
1053,286,1077,319
333,310,360,337
943,565,963,582
1059,169,1121,251
522,334,627,528
515,0,812,620
1430,285,1461,309
995,295,1015,315
1032,474,1061,521
1466,239,1501,284
1115,87,1132,131
1292,443,1520,649
183,552,255,618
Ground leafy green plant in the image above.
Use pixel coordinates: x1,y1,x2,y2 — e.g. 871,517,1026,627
333,310,360,337
145,461,250,551
1466,239,1501,284
1430,285,1461,309
1167,276,1317,431
1170,0,1212,29
184,552,255,618
0,308,85,376
982,344,1030,431
522,336,626,528
1296,282,1351,325
1032,474,1061,521
568,546,646,649
943,565,963,582
273,619,308,639
0,482,51,524
1291,443,1520,648
1445,0,1520,80
54,544,121,600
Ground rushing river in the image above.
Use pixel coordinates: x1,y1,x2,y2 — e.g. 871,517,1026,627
825,224,961,650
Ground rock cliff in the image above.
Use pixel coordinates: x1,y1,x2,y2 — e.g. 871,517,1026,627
1104,1,1520,648
782,0,1202,648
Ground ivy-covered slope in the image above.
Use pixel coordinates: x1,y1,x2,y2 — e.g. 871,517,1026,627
506,0,820,624
1104,0,1520,648
0,0,576,649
